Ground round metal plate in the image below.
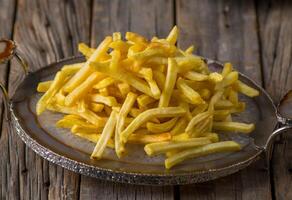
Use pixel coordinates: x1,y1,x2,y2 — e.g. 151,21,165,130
9,56,277,185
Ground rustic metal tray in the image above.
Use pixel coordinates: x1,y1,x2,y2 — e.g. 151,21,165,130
0,39,291,185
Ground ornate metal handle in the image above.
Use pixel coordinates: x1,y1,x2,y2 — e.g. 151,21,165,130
0,39,29,120
265,90,292,161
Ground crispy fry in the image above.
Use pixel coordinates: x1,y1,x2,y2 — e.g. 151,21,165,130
117,82,131,97
78,43,95,58
137,94,156,109
235,80,259,97
144,137,212,156
65,72,105,106
115,92,137,157
177,78,204,105
184,71,209,81
90,103,104,113
165,141,241,169
36,71,67,115
37,80,53,93
90,94,118,107
170,117,188,135
166,26,179,45
93,77,116,89
129,132,171,144
212,121,255,133
159,58,178,107
146,117,178,133
91,110,118,159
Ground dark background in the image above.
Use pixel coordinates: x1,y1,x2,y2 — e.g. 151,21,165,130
0,0,291,199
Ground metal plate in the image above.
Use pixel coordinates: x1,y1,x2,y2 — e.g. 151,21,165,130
9,56,277,185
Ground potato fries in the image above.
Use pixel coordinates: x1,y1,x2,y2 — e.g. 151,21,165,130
36,26,259,169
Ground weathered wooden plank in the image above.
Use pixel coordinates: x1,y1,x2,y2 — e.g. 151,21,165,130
2,0,91,199
257,0,292,199
79,0,175,199
177,0,271,199
0,0,17,199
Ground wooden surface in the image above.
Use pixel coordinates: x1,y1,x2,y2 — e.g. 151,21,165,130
0,0,291,199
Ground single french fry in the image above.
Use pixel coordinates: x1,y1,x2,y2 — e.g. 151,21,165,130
61,63,84,76
129,132,171,144
64,36,112,93
171,133,190,141
208,72,223,83
37,80,53,92
235,80,259,97
166,25,179,45
159,58,178,107
110,50,121,70
47,104,106,126
214,99,233,109
137,94,156,109
90,103,104,113
213,110,231,121
78,43,95,58
152,70,166,91
93,77,116,89
177,78,204,105
222,62,233,77
139,68,161,98
115,92,137,157
208,90,224,111
170,117,188,135
91,110,118,159
126,32,148,46
77,99,87,113
165,141,241,169
90,94,118,107
184,71,209,81
121,107,186,143
185,45,194,54
65,72,105,106
71,125,102,134
36,71,67,115
144,137,212,156
117,82,131,97
146,117,178,133
228,89,238,104
212,121,255,133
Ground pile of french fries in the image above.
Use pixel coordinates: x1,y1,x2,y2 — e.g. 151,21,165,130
36,26,259,169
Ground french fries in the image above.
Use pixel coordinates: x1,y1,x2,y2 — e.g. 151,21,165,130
36,26,259,169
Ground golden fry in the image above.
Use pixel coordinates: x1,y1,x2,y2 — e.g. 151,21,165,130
165,141,241,169
212,121,255,133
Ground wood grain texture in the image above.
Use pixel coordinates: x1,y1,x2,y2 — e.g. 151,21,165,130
177,0,271,199
2,0,91,199
257,0,292,199
0,0,17,199
79,0,175,199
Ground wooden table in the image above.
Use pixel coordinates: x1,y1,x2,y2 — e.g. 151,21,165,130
0,0,291,199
